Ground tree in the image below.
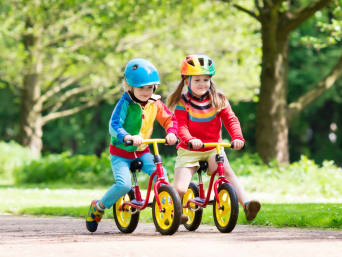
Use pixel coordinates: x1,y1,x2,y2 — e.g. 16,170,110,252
0,0,177,156
1,0,261,156
224,0,342,163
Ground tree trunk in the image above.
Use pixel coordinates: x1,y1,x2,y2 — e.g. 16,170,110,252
19,18,43,157
256,11,290,163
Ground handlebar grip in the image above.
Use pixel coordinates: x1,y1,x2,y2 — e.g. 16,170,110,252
124,140,133,146
230,141,246,150
187,141,204,149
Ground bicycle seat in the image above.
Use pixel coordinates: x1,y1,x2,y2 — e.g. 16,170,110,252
197,161,208,173
130,159,143,172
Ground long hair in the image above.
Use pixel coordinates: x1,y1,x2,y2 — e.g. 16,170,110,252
167,78,186,110
167,76,227,111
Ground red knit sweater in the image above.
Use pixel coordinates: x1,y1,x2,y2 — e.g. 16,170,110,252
174,93,244,151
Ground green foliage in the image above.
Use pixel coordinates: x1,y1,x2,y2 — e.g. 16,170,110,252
285,0,342,165
240,203,342,229
0,141,36,182
0,0,261,157
232,155,342,200
14,152,113,186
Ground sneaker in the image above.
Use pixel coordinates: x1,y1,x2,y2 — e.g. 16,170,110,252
86,200,104,232
244,200,261,221
181,214,189,224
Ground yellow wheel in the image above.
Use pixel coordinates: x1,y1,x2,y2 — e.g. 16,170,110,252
113,189,139,233
152,185,181,235
183,182,202,231
213,183,239,233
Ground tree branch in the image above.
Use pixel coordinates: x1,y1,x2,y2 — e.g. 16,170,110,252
37,73,89,106
45,66,69,89
44,32,81,47
115,30,165,53
46,85,97,112
255,0,261,11
43,4,91,34
284,0,333,33
68,36,97,52
42,99,100,125
288,54,342,122
233,4,261,22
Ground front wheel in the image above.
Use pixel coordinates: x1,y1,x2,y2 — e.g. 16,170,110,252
213,183,239,233
183,182,203,231
113,189,139,233
152,185,181,235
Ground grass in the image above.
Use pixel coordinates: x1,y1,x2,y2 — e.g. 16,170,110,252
1,187,342,229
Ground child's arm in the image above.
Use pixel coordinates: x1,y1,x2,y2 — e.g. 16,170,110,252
155,100,178,136
220,101,245,142
109,94,130,143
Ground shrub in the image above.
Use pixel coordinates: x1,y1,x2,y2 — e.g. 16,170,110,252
14,152,113,186
0,141,36,182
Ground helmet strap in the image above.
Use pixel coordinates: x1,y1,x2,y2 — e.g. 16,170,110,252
187,75,192,95
128,90,149,105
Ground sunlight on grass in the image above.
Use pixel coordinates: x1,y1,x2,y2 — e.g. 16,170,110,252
1,184,342,229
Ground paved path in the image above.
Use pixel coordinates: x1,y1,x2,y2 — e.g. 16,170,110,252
1,215,342,257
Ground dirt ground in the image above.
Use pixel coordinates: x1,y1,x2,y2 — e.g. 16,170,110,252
1,215,342,257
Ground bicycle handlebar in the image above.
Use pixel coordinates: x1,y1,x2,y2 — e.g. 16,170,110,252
125,138,166,146
188,141,235,149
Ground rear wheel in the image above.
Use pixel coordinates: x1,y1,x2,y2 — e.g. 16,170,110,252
113,189,139,233
152,185,181,235
213,183,239,233
183,182,202,231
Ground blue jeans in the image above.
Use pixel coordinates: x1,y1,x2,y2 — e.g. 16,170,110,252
101,152,168,209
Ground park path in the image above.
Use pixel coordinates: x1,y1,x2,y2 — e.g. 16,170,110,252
0,215,342,257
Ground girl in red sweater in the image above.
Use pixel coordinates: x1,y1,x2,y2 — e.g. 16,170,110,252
168,54,260,222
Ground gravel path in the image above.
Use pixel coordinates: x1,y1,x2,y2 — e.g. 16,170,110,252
1,215,342,257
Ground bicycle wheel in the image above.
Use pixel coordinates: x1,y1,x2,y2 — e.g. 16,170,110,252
152,185,181,235
183,182,203,231
213,183,239,233
113,189,139,233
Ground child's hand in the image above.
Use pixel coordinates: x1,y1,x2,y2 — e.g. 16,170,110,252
131,135,143,146
124,135,143,146
188,139,203,149
165,133,178,145
232,139,244,150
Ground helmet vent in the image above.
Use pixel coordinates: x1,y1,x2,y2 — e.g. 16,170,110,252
132,64,139,70
186,58,195,66
198,58,204,66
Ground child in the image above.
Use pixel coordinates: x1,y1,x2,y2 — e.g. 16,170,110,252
167,54,261,222
86,58,178,232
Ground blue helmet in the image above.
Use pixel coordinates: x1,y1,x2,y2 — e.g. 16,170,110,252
124,58,160,87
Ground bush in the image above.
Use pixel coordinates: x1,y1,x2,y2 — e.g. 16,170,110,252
235,154,342,200
0,141,36,182
14,152,113,186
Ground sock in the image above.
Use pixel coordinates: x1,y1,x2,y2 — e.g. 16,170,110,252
96,201,105,212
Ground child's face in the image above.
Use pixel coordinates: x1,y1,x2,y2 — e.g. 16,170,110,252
186,75,211,98
132,85,154,102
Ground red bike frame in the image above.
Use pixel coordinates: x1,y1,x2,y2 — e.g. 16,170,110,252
120,139,169,212
186,142,233,209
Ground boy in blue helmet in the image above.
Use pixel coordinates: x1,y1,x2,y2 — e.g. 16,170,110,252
86,58,178,232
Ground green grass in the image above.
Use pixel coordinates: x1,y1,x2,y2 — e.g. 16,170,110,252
1,187,342,229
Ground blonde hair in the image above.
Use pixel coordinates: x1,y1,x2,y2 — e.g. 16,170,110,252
167,76,227,111
123,80,133,92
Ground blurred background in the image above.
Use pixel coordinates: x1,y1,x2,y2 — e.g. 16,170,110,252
0,0,341,187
